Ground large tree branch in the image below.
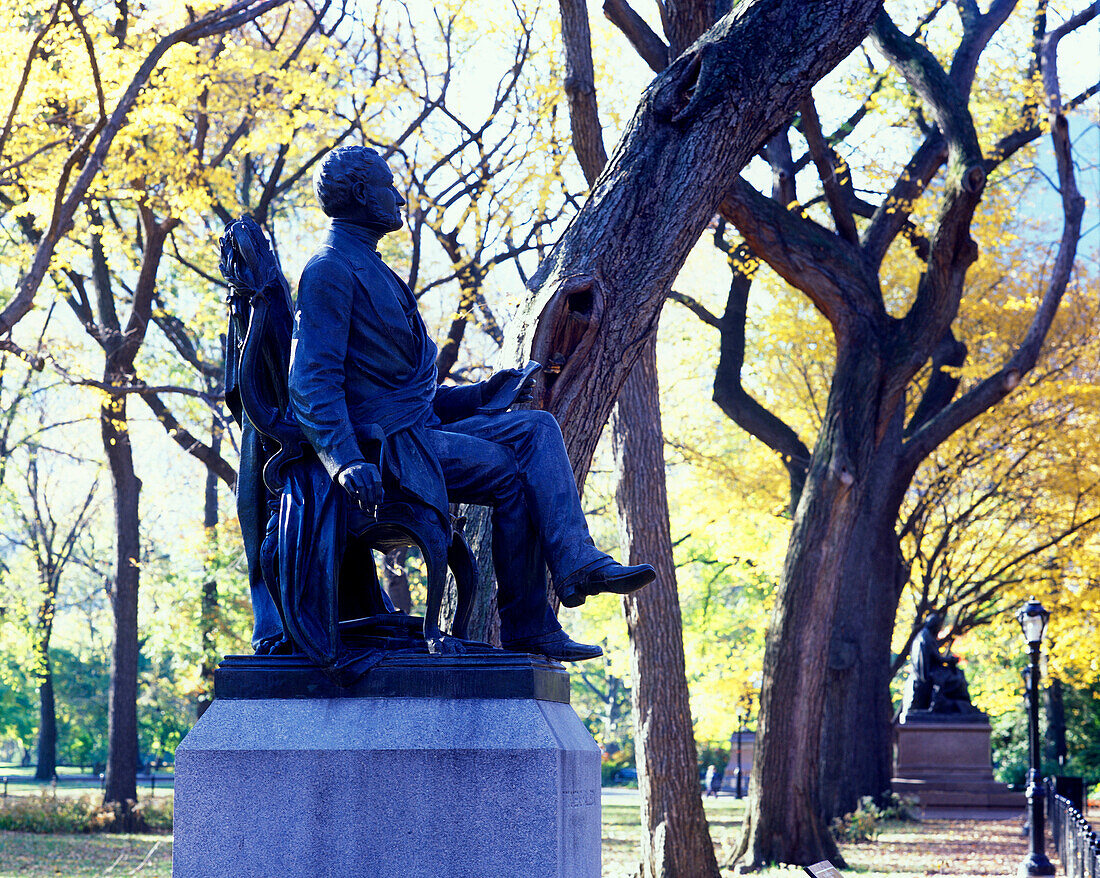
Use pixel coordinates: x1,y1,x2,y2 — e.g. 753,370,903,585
720,177,882,339
710,252,810,511
903,329,967,436
660,0,713,54
799,96,858,245
115,206,177,371
141,392,236,489
763,130,797,205
152,305,221,380
947,0,1019,95
871,12,980,161
873,12,987,381
1040,4,1097,115
862,2,1002,269
901,18,1087,472
602,0,669,72
862,132,946,268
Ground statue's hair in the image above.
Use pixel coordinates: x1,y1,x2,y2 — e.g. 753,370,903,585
314,146,386,217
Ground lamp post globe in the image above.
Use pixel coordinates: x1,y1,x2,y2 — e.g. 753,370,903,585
1017,598,1054,877
1017,598,1050,647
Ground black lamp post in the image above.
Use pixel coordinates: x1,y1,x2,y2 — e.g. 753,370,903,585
734,694,753,800
1017,597,1054,877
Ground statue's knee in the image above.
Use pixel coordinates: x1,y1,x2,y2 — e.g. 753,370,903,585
518,409,561,439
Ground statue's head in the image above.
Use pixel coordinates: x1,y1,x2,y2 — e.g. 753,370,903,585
314,146,405,234
924,612,943,633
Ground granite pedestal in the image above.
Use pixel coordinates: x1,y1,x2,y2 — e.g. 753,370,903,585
173,653,600,878
892,716,1024,817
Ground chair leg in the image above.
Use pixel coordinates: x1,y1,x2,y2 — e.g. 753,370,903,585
421,532,462,656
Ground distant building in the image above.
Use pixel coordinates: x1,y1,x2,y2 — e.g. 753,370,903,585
721,730,755,794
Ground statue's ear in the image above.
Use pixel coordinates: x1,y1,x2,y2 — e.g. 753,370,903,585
352,180,369,205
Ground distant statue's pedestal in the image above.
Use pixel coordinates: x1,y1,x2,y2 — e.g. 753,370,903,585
892,715,1024,818
173,653,601,878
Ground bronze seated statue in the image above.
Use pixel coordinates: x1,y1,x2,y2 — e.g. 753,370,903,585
900,612,984,721
218,144,655,683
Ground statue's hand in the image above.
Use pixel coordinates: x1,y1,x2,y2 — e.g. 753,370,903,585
482,368,536,406
337,462,383,513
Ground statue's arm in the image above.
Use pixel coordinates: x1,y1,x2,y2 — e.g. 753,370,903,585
288,259,366,480
432,363,540,423
432,383,485,424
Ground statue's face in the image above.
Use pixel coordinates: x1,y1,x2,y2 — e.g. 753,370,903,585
349,153,406,233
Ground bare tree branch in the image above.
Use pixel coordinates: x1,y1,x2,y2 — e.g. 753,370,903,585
602,0,669,72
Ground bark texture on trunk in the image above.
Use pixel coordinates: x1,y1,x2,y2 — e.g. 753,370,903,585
464,504,502,646
198,414,221,720
382,548,412,614
613,338,720,878
817,515,905,820
736,333,899,867
100,208,172,817
102,391,141,808
34,662,56,781
508,0,886,481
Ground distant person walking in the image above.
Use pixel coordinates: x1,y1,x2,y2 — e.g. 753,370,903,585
705,764,722,797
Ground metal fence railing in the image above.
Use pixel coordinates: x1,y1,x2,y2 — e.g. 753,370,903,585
1047,780,1099,878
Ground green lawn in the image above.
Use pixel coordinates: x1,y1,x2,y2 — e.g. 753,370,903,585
0,790,1038,877
0,832,172,878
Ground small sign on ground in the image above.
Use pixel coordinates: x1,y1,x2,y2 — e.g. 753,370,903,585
803,861,843,878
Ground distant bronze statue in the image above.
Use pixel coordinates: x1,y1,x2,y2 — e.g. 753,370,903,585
221,145,654,676
901,613,981,720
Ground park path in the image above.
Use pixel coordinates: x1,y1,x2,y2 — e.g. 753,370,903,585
839,816,1046,877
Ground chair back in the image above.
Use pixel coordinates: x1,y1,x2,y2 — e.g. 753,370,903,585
220,216,308,491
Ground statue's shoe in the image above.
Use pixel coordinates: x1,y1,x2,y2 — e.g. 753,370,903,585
558,560,656,608
502,630,604,662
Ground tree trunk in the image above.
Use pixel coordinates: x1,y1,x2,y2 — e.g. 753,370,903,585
817,516,906,821
505,0,887,476
198,414,221,720
102,391,141,809
613,338,720,878
1044,680,1067,769
34,656,56,781
382,548,412,614
98,207,171,817
737,337,901,867
33,559,59,782
464,505,502,646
